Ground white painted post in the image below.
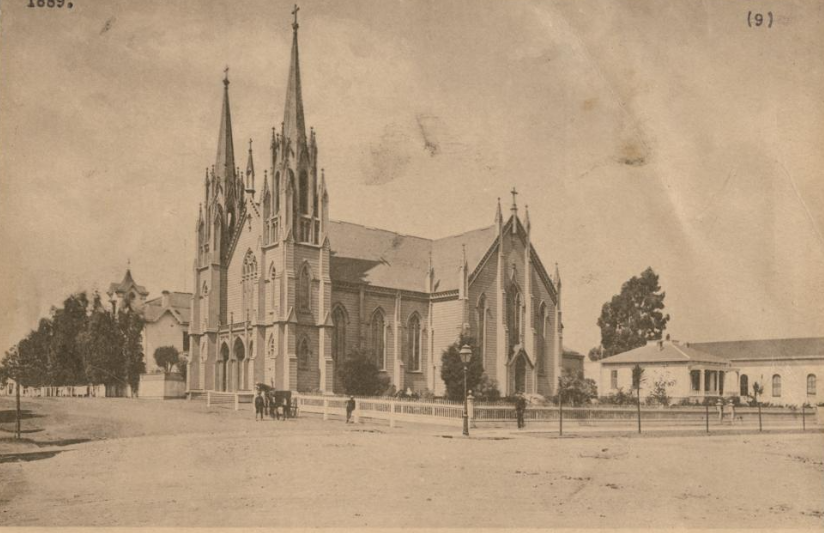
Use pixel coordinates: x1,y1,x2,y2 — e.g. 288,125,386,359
207,390,211,407
353,399,360,424
468,393,475,428
389,399,396,428
323,398,329,421
234,393,240,411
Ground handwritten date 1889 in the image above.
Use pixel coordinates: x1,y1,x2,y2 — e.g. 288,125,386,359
28,0,74,8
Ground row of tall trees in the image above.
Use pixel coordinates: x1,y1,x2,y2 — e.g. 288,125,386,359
0,292,145,394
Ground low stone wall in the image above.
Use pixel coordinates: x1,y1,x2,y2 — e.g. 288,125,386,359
139,373,186,400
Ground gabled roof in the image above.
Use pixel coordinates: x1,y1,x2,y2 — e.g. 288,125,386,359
107,269,149,297
143,292,192,325
690,337,824,361
600,341,730,366
327,220,498,293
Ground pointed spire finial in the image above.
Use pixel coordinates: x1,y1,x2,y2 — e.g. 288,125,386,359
223,65,229,86
292,4,300,30
524,204,531,231
495,197,502,223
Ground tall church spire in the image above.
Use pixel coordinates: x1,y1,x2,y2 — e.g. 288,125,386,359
216,68,236,183
283,5,306,146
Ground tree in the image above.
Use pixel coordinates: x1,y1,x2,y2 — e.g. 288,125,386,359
77,298,124,387
440,334,484,402
592,267,670,360
647,375,676,406
50,293,91,385
118,308,145,395
338,349,390,396
153,346,180,373
557,369,598,406
632,364,645,433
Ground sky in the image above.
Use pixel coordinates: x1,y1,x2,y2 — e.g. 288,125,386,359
1,0,823,357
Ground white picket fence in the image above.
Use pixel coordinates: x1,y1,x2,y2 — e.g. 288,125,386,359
188,389,255,410
295,394,467,427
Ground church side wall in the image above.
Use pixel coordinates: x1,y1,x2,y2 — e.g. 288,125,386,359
530,265,559,397
361,291,398,375
431,298,463,396
468,251,499,384
400,298,430,393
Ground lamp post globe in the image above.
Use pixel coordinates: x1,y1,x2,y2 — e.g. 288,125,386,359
459,344,472,436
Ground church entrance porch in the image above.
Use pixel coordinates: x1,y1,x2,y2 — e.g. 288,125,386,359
507,348,535,396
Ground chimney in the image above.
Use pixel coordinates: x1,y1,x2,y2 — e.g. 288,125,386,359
161,290,170,308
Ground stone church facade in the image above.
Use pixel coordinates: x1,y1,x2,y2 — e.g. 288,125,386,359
187,12,564,397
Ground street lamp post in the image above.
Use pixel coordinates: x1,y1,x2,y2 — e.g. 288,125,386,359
460,344,472,437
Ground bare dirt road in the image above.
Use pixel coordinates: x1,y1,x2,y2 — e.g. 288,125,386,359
1,396,822,528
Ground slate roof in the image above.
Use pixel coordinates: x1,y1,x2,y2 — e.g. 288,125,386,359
599,341,730,365
327,220,498,293
690,337,824,361
107,269,149,296
143,292,192,325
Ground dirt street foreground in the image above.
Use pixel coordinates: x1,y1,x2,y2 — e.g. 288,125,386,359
1,397,822,528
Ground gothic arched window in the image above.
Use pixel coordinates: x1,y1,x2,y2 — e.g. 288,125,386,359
299,170,309,215
298,337,310,371
507,286,522,353
298,263,311,312
371,309,386,370
274,172,281,214
538,302,548,374
477,294,487,368
267,335,276,359
242,250,258,321
407,313,421,372
808,374,817,396
332,306,347,365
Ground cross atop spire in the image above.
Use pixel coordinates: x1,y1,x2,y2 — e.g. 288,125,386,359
282,6,306,145
510,187,518,208
223,65,229,85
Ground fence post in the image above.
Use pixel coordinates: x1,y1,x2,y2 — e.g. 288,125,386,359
353,399,360,424
559,397,564,437
705,403,709,433
207,390,211,407
468,394,475,429
802,404,806,431
234,393,239,411
323,398,329,421
389,400,396,428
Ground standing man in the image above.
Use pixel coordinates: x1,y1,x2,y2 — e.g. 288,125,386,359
346,396,356,424
254,391,265,421
515,393,527,429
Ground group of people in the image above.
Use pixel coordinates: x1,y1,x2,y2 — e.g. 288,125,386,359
254,390,292,421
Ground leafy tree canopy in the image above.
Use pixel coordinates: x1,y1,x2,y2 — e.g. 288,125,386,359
154,346,180,373
440,334,485,402
337,349,390,396
591,267,670,360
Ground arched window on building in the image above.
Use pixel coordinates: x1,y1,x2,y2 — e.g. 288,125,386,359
242,251,258,321
771,374,782,397
263,190,271,243
298,263,311,312
740,374,749,397
274,172,281,213
507,286,522,354
408,313,421,372
371,309,386,370
808,374,817,396
332,306,347,365
268,263,277,313
298,337,310,371
477,294,487,369
299,170,309,215
538,302,548,375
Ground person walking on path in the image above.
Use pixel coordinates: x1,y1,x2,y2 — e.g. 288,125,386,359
515,393,527,429
277,397,285,421
716,399,725,423
254,392,265,421
346,396,356,424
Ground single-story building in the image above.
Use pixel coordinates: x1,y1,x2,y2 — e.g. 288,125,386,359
598,337,824,406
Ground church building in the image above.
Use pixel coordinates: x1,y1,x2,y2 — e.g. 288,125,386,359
187,9,565,397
